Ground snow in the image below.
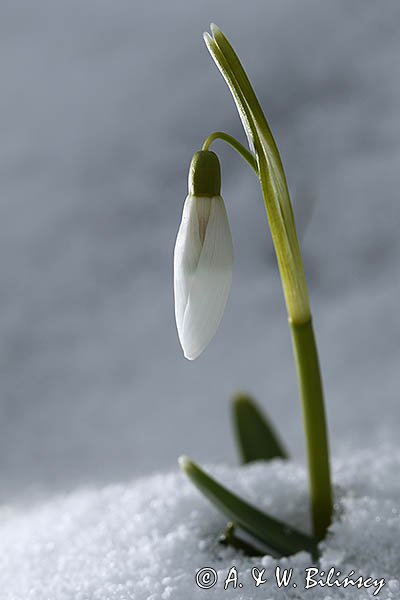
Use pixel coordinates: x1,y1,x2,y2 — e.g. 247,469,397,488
0,448,399,599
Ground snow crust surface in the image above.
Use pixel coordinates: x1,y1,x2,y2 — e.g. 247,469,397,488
0,448,399,599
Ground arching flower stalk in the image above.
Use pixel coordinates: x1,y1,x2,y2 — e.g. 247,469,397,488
175,24,333,548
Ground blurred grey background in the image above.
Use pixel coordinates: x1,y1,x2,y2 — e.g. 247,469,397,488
0,0,399,502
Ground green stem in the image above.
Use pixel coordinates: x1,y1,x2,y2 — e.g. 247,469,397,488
210,25,282,170
290,319,333,541
202,131,258,174
204,25,333,542
205,29,310,323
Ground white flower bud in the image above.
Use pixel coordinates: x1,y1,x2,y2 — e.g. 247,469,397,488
174,151,233,360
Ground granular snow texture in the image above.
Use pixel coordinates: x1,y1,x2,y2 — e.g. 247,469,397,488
0,448,399,599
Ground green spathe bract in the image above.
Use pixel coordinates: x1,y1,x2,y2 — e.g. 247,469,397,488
176,24,333,552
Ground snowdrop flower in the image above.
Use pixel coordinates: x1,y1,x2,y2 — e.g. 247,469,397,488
175,25,332,549
174,150,233,360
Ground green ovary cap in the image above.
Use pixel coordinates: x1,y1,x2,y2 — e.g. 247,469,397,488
188,150,221,196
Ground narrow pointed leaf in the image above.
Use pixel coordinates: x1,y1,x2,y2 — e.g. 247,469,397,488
179,456,318,559
233,394,288,464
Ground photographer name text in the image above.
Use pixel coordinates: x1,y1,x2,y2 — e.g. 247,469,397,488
195,565,385,596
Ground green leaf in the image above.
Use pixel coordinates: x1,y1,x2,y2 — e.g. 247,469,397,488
232,393,288,464
179,456,318,559
219,522,265,556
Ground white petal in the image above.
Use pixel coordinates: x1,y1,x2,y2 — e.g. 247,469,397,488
180,196,233,360
174,195,208,343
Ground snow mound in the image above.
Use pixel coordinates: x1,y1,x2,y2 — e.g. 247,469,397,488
0,448,399,599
